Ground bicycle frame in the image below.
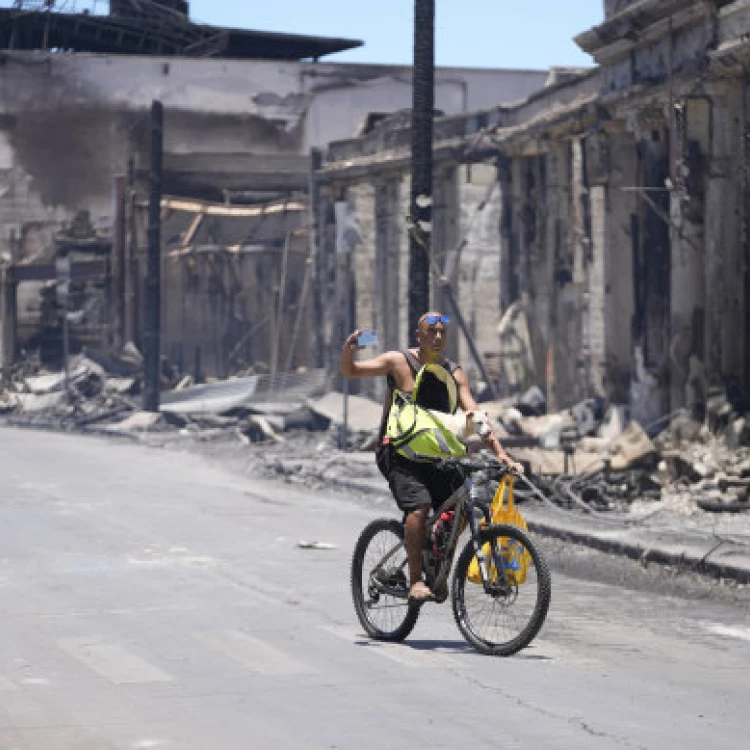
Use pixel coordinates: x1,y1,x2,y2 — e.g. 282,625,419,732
370,469,510,600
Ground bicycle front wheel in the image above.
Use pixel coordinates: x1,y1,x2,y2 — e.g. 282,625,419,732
452,524,551,656
351,518,420,642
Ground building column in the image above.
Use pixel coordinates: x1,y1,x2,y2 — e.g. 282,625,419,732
432,165,459,363
373,176,403,401
543,141,571,412
668,97,709,413
499,153,519,313
317,187,338,375
584,130,612,400
588,183,608,399
705,82,744,389
604,127,637,404
552,138,586,408
350,183,376,332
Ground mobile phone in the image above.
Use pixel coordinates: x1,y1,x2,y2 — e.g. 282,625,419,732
357,329,379,348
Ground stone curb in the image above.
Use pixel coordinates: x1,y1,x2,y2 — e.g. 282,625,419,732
326,474,750,585
523,514,750,585
3,416,143,441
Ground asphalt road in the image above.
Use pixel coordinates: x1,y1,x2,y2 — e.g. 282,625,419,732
1,426,749,750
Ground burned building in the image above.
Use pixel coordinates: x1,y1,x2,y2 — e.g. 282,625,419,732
314,0,750,423
0,0,549,379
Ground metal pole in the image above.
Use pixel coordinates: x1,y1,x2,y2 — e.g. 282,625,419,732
341,249,350,451
408,0,435,335
308,148,323,369
55,254,71,400
125,155,136,344
271,231,291,380
62,303,70,399
143,100,163,412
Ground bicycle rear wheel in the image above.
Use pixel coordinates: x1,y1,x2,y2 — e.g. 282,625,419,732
351,518,420,642
452,524,551,656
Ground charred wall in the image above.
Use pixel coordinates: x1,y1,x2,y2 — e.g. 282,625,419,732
315,0,750,415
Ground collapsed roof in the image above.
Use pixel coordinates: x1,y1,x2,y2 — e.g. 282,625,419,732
0,0,363,60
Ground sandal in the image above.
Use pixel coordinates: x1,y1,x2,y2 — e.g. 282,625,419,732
408,581,435,604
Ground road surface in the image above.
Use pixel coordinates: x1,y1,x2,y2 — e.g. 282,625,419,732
1,427,748,749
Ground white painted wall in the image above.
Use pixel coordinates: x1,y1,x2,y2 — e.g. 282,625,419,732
1,53,547,151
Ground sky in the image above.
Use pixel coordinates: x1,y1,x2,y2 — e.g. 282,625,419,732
191,1,604,70
2,1,604,70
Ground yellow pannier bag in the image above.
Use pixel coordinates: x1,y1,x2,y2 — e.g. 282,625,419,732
467,474,531,585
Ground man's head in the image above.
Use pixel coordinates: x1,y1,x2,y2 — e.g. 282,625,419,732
416,311,451,361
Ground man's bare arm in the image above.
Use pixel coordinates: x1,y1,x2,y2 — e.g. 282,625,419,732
454,368,523,471
339,330,400,379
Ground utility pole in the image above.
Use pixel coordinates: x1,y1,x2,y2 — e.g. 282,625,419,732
408,0,434,336
143,100,163,412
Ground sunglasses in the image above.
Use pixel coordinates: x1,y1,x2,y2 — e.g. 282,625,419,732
423,314,451,325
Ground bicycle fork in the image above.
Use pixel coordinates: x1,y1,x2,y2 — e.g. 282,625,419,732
466,480,510,591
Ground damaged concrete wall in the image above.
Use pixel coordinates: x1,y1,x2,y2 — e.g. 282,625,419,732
453,163,502,381
667,96,708,413
0,128,70,267
604,128,637,402
0,53,547,260
152,198,310,381
306,67,548,150
705,80,745,390
161,248,308,380
0,51,547,372
316,0,750,416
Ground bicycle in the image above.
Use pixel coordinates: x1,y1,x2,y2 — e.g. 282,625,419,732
350,459,552,656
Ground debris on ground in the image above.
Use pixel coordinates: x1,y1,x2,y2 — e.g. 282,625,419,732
2,348,749,525
297,541,337,550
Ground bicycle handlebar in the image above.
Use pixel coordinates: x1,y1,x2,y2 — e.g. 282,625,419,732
437,458,515,477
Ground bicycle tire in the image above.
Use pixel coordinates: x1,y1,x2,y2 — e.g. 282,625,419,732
351,518,421,642
452,523,551,656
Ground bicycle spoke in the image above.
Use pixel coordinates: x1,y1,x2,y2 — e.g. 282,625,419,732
452,525,551,656
351,519,419,642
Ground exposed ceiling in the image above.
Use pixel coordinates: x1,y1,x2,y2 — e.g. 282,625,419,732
0,2,362,60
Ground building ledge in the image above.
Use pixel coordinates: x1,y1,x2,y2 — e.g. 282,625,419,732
324,68,600,169
576,0,704,63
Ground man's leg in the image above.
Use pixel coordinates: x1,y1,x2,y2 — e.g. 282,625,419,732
381,451,434,601
404,505,433,600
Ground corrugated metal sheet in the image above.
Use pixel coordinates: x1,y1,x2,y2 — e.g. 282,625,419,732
160,369,327,415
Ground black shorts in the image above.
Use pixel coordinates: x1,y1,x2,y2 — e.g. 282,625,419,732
375,445,464,514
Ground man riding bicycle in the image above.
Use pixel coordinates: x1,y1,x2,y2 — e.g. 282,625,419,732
340,311,523,604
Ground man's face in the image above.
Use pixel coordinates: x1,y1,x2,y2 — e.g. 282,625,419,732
417,313,449,355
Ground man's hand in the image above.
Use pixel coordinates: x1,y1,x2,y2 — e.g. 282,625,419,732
340,332,393,379
504,459,525,475
343,329,364,352
467,410,524,474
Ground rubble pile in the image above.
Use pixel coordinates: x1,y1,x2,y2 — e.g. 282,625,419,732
0,347,142,431
493,385,750,515
0,345,333,439
2,354,749,520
